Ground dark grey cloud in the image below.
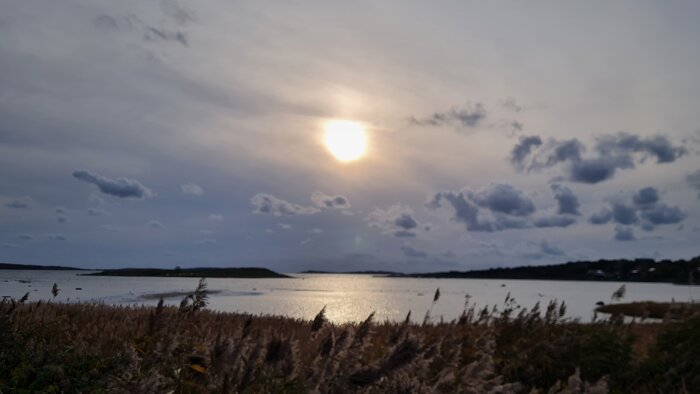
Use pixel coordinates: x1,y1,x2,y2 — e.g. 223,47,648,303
614,225,635,241
633,187,659,207
57,216,68,223
400,244,428,258
687,170,700,199
640,204,686,225
409,102,486,128
427,184,543,232
4,199,29,209
47,234,67,241
18,234,33,240
533,214,577,228
612,203,638,225
509,136,542,170
590,187,686,231
595,132,686,164
368,204,421,237
469,183,535,217
589,208,613,225
568,156,632,184
311,191,351,210
55,207,67,214
72,169,154,199
509,133,685,184
550,184,580,215
251,194,320,216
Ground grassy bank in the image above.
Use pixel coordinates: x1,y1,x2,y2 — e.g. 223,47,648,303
596,301,700,320
1,292,698,393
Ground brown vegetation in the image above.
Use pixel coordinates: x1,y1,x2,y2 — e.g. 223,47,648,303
1,283,698,393
595,301,700,320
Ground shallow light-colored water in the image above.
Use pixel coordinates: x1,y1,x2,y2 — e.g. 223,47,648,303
1,270,695,323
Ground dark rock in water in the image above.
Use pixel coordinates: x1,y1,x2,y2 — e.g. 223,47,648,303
500,284,506,287
75,287,82,290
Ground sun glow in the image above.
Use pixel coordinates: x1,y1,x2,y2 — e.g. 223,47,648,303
323,120,368,162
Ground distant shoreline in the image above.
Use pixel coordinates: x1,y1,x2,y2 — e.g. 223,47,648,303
0,263,83,271
306,256,700,285
85,267,290,278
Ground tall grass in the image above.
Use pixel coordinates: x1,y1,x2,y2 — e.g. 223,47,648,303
0,282,697,393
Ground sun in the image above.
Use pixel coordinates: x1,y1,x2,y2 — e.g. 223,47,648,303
323,120,368,162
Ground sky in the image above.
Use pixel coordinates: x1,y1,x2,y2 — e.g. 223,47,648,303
1,1,699,272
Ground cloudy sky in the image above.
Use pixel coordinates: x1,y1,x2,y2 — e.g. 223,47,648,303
2,1,699,272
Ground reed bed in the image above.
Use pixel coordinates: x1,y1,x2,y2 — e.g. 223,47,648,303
0,282,698,393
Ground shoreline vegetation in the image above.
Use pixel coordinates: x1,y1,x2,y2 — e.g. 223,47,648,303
308,256,700,285
1,282,698,392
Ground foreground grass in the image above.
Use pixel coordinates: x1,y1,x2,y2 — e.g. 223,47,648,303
1,295,698,393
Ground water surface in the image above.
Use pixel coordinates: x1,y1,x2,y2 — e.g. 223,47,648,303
1,270,695,323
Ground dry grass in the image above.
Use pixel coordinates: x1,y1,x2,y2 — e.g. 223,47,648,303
1,283,698,393
595,301,700,320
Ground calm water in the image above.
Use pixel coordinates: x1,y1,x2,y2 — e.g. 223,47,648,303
1,270,695,323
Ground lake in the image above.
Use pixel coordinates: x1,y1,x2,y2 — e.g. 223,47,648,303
1,270,695,323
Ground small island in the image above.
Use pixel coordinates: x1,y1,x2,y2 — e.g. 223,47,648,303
86,267,290,278
0,263,82,271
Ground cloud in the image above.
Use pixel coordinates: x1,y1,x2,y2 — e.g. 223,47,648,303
409,102,486,128
427,186,538,232
18,233,33,240
57,215,68,223
72,169,154,199
148,220,164,229
590,187,685,231
55,207,67,214
367,204,421,237
278,223,292,230
509,133,685,184
47,234,67,241
427,183,583,232
611,203,638,225
88,208,108,216
614,225,635,241
589,208,613,225
311,191,351,210
209,214,224,221
400,244,428,258
533,214,577,228
194,238,216,245
633,187,659,207
251,194,320,216
687,170,700,199
550,184,580,215
309,228,323,234
4,199,29,209
640,204,686,225
180,182,204,195
595,132,686,164
510,136,542,170
469,183,535,217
